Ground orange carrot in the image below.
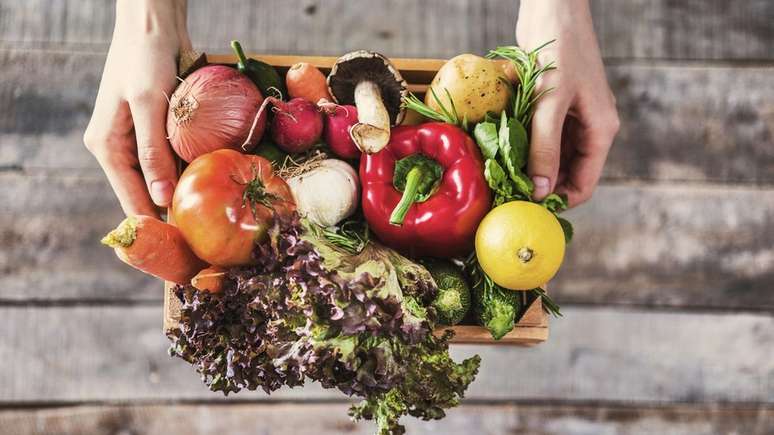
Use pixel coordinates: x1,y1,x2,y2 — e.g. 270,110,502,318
101,215,206,284
191,266,227,293
285,62,332,103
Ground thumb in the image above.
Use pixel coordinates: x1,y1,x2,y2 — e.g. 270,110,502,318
129,92,178,207
527,100,567,200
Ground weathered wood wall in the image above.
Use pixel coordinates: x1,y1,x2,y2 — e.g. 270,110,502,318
1,1,772,434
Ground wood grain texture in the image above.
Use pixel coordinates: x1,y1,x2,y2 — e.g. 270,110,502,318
3,49,773,183
2,0,774,61
4,173,773,310
605,64,774,183
591,0,774,61
0,173,158,301
1,403,772,435
553,184,774,308
0,305,771,403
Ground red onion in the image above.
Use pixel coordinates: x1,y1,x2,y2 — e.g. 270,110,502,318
320,103,360,159
166,65,265,163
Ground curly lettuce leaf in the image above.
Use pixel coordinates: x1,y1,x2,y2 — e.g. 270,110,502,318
168,214,480,435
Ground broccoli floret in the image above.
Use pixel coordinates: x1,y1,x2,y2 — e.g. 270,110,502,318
474,281,522,339
465,260,523,340
421,259,471,326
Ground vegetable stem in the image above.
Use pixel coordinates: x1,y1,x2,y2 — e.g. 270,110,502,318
100,216,137,248
350,81,390,153
390,165,425,225
230,40,248,70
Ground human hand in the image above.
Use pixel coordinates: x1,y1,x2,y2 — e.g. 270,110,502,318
516,0,620,207
84,0,191,217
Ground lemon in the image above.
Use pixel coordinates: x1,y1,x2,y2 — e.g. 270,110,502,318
475,201,566,290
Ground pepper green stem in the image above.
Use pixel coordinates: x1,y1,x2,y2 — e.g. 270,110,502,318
230,40,248,71
389,154,444,226
390,166,426,225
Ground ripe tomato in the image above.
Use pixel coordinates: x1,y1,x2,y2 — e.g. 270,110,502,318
172,149,295,267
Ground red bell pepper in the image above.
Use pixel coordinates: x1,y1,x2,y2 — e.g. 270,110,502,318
360,122,492,258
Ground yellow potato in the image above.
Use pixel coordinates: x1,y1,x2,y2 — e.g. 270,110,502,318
425,54,511,124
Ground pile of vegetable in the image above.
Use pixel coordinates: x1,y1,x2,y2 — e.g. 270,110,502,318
101,40,573,435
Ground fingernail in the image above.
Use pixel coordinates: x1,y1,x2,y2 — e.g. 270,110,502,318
150,180,174,206
532,176,550,200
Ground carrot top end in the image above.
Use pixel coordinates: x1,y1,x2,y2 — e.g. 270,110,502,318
101,216,138,248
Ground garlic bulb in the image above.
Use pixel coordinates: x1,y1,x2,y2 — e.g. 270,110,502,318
287,159,359,227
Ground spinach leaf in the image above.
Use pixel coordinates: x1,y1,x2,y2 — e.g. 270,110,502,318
497,112,533,198
484,159,512,200
509,118,529,169
557,216,574,243
540,193,569,213
473,122,499,160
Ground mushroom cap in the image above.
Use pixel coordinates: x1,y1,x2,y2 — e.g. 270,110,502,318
328,50,407,125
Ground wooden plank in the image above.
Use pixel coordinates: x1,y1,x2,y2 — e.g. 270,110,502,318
0,173,158,301
591,0,774,61
2,1,774,61
4,48,774,184
553,184,774,309
0,49,102,172
0,403,772,435
4,172,774,310
0,305,771,403
604,64,774,183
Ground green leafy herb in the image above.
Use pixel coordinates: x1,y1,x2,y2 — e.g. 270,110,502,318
402,88,467,129
483,159,512,206
532,287,562,317
540,193,570,213
557,216,574,244
473,122,499,160
315,217,370,254
488,41,557,126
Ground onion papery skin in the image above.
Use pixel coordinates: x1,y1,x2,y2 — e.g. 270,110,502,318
167,65,265,163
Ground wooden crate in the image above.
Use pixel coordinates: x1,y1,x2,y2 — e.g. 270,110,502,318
164,53,548,345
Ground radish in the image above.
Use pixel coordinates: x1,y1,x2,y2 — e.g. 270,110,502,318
257,97,323,154
320,103,361,159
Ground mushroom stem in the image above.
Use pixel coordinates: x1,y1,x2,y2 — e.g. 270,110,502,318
350,81,391,154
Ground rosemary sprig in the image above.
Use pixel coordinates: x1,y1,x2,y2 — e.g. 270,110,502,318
402,87,467,130
487,40,557,127
319,219,370,254
531,287,562,317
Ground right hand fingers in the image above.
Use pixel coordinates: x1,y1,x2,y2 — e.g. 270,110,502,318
129,91,178,207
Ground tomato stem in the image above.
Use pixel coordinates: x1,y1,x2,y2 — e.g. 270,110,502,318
240,168,280,218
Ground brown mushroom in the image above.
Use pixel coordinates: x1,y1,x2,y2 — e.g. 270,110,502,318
327,51,407,154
